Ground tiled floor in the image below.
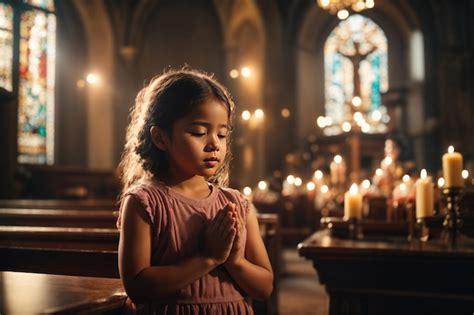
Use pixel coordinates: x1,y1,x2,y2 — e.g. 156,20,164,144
278,249,329,315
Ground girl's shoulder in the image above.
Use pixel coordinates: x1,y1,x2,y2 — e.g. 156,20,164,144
120,180,169,226
216,186,251,216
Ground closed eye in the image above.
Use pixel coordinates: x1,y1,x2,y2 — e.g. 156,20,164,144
190,132,206,137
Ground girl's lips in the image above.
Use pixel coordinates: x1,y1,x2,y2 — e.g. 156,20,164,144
204,160,219,167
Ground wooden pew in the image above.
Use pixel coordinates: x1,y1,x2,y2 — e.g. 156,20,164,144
0,210,280,314
0,246,119,278
0,226,118,250
0,198,118,211
0,208,117,228
0,271,126,314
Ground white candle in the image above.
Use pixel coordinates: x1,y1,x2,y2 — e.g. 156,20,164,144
416,169,434,219
344,183,362,219
442,146,464,188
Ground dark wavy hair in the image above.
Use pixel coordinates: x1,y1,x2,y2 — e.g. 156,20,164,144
118,68,235,198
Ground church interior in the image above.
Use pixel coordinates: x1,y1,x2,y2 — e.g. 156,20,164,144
0,0,473,314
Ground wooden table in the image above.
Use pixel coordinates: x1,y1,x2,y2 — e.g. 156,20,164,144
0,271,126,314
298,230,474,315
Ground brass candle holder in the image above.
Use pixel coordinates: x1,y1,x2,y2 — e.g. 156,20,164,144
441,187,463,247
347,217,363,240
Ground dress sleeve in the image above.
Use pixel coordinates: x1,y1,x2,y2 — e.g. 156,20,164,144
116,185,157,229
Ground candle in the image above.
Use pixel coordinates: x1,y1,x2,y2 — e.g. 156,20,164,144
344,183,362,219
442,146,464,188
416,169,434,219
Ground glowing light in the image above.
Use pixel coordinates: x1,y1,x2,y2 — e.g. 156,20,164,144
462,169,469,179
281,108,290,118
241,110,251,121
334,155,342,164
420,169,427,179
254,109,264,119
362,179,370,189
349,183,358,194
342,121,352,132
353,112,363,122
294,177,303,187
324,116,333,126
258,180,267,190
448,145,454,154
286,175,295,185
400,183,407,192
314,170,323,180
384,156,393,166
375,168,383,176
241,67,252,78
438,177,445,188
317,116,326,128
321,185,329,193
352,96,362,107
307,182,316,191
402,174,410,183
371,110,382,121
243,186,252,196
229,69,239,79
86,73,98,84
320,0,330,7
361,124,371,133
337,9,349,20
353,1,366,12
366,0,375,8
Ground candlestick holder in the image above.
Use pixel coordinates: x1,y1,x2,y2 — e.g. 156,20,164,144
441,187,464,247
347,217,363,240
415,217,430,242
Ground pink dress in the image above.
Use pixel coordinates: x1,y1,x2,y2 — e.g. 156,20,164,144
119,180,254,315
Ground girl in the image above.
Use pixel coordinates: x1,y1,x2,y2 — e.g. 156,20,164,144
117,68,273,314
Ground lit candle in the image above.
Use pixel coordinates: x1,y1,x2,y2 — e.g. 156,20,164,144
416,169,434,219
344,183,362,219
442,146,464,188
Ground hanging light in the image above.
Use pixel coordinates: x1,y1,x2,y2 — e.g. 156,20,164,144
317,0,375,16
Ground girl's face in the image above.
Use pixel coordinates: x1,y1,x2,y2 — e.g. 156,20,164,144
162,98,229,180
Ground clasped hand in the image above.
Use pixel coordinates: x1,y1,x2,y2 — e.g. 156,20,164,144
203,203,245,266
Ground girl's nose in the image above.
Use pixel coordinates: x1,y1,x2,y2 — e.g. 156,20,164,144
205,134,220,151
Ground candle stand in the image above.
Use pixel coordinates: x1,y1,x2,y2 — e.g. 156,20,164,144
347,217,363,240
441,187,463,247
415,218,430,242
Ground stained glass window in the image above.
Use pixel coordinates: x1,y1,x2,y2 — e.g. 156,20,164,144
17,7,55,164
23,0,54,11
0,3,13,91
1,0,56,164
324,14,388,133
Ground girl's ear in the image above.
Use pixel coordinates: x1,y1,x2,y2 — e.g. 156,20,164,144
150,126,168,151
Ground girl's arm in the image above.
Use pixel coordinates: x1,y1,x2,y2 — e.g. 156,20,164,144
118,195,235,304
224,204,274,300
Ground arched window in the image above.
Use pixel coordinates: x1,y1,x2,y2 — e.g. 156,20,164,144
0,0,56,164
323,14,388,134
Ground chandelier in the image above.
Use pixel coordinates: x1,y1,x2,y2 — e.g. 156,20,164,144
317,0,375,18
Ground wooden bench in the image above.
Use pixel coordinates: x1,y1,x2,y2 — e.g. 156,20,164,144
0,208,117,228
0,271,126,314
0,226,119,250
0,198,118,210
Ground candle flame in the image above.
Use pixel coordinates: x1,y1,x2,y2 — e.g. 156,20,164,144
400,183,407,192
437,177,445,188
321,185,329,193
294,177,302,187
420,169,427,179
314,170,323,180
384,156,393,166
462,170,469,179
362,179,371,189
243,186,252,196
448,145,454,154
258,180,267,190
306,182,316,191
375,168,383,176
286,175,295,185
349,183,358,194
334,155,342,164
402,174,410,183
